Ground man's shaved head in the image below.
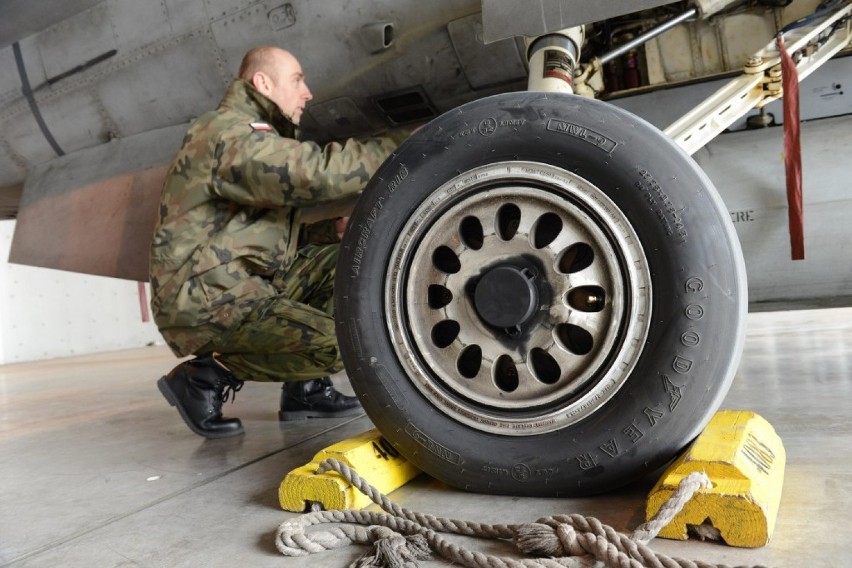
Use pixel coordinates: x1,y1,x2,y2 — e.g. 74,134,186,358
239,47,281,82
237,47,312,124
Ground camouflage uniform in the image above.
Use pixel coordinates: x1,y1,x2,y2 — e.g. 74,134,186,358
150,79,404,382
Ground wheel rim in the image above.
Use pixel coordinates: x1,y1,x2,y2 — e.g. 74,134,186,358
385,161,652,435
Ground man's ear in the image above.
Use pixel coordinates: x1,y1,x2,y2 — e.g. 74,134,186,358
251,71,270,95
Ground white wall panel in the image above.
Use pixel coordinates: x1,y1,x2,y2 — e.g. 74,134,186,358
0,220,163,364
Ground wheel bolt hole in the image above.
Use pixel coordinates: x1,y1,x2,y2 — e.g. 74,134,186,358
532,212,562,249
567,286,606,312
555,323,594,355
457,344,482,379
431,320,460,348
428,284,453,309
494,355,519,392
496,203,521,241
529,348,561,384
432,246,461,274
557,243,594,274
460,216,484,250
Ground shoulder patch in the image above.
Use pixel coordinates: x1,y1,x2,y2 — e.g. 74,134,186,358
250,122,273,131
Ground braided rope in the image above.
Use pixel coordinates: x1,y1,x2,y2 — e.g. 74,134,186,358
274,458,771,568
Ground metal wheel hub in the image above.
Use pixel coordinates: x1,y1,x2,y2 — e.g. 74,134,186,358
385,161,652,436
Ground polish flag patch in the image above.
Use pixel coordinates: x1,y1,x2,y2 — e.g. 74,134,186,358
250,122,273,131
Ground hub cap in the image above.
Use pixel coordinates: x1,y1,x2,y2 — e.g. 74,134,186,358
473,265,539,329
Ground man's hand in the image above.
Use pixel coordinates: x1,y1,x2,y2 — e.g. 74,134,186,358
335,216,350,241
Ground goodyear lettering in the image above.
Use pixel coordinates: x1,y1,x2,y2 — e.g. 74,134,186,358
662,374,683,412
644,406,665,426
681,330,701,347
685,304,704,320
575,452,598,471
685,277,704,293
599,439,619,458
623,422,644,443
673,355,693,374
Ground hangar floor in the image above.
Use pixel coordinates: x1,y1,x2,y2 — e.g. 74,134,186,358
1,307,850,567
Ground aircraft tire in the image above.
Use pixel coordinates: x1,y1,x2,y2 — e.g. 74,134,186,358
334,92,747,496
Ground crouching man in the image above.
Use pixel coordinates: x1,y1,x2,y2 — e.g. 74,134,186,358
149,46,406,438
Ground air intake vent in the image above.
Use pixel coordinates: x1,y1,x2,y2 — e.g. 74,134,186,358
374,88,437,125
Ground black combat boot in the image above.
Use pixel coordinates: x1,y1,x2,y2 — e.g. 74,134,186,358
157,354,245,439
278,377,362,421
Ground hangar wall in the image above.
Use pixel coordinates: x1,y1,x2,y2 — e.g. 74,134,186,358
0,220,162,364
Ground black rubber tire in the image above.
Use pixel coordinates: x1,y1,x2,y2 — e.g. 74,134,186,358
334,92,746,496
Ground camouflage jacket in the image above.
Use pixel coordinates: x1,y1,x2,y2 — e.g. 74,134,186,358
150,79,404,355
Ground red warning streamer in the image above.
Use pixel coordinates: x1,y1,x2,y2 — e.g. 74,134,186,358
778,34,805,260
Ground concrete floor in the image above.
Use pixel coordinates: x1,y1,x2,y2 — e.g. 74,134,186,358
1,308,850,567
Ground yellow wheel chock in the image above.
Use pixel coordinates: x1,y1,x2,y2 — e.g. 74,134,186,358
279,429,421,512
646,410,786,548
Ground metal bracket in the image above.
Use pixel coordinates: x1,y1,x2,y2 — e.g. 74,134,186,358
664,2,852,155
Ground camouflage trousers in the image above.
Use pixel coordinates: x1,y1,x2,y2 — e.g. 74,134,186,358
203,243,343,382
